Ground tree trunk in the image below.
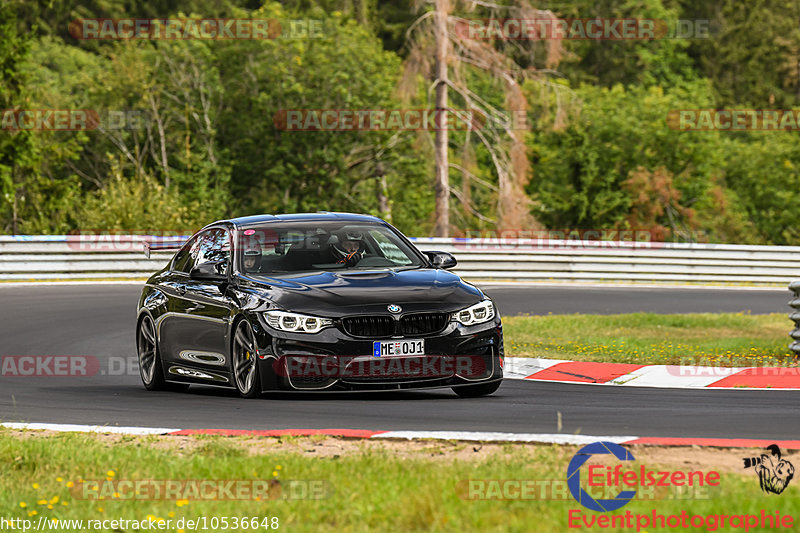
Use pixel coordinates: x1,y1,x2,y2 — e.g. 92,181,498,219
433,0,450,237
378,175,391,222
498,83,538,231
149,92,170,189
11,186,18,235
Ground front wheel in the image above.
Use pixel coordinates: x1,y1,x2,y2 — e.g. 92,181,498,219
452,380,501,398
232,319,262,398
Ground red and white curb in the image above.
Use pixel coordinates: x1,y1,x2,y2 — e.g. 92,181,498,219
3,423,800,450
503,357,800,389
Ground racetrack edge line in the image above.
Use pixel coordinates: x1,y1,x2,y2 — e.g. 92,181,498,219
3,423,800,449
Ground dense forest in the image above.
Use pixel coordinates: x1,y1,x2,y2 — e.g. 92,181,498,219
1,0,800,243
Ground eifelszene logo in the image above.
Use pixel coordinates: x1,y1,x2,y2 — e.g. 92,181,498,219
743,444,795,494
567,442,637,512
567,442,720,513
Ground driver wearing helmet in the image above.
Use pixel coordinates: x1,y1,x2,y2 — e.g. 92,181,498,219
242,247,262,273
332,231,366,266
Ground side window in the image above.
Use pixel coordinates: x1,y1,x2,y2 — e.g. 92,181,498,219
172,238,197,273
192,228,231,273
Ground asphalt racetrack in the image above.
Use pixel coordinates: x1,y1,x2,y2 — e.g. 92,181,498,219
0,283,796,439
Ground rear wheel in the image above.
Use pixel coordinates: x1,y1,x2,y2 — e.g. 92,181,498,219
452,380,501,398
137,315,189,392
138,315,167,391
233,319,262,398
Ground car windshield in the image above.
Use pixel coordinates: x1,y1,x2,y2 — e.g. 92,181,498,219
237,221,425,275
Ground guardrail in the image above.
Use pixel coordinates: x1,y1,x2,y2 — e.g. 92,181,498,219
0,236,185,279
2,235,800,285
789,281,800,354
414,238,800,284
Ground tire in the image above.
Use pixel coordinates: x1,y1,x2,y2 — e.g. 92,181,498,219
137,314,168,391
452,380,501,398
232,319,262,398
137,315,189,392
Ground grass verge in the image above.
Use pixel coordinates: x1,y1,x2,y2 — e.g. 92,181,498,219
503,312,797,367
1,430,797,532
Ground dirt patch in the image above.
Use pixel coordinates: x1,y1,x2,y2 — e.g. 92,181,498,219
1,429,779,475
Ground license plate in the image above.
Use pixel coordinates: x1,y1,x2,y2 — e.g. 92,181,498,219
372,339,425,357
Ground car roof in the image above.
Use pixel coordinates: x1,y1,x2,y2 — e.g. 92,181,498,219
223,212,385,229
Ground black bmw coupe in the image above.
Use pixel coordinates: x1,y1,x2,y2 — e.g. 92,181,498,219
136,213,504,398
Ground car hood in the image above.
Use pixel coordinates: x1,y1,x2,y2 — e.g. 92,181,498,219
244,268,483,316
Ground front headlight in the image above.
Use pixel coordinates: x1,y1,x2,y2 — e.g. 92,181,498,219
264,311,333,333
453,300,495,326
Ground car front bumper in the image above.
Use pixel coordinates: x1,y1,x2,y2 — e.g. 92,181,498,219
253,316,504,391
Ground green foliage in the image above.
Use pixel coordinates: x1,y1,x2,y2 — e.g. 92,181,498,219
0,0,42,234
528,80,763,242
720,132,800,244
555,0,699,88
0,430,790,532
216,3,429,232
1,0,800,243
75,160,209,231
504,312,793,366
680,0,800,107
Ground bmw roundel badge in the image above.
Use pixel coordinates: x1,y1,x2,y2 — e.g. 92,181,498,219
387,304,402,314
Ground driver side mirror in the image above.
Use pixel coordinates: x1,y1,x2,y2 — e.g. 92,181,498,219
190,260,228,282
423,251,457,270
